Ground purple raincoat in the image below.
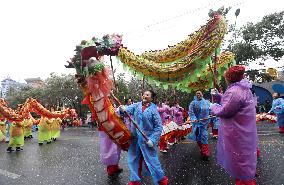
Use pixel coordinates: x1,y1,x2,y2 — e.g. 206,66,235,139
172,105,184,125
99,131,121,166
157,103,172,123
211,79,258,180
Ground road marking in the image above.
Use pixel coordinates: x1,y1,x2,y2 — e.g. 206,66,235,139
259,140,284,146
0,169,21,179
258,133,281,136
60,137,99,141
60,137,81,140
258,130,279,133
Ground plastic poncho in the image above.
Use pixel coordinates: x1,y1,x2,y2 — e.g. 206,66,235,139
157,103,172,123
99,108,122,166
211,116,220,129
211,79,258,180
172,105,184,125
270,98,284,127
126,102,165,184
99,131,121,166
188,97,211,144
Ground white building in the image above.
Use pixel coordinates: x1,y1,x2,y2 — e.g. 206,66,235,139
1,77,24,98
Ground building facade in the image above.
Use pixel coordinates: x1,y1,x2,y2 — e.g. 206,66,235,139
1,78,24,98
24,77,44,88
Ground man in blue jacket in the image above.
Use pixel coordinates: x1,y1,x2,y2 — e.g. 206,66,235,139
188,91,211,160
121,90,168,185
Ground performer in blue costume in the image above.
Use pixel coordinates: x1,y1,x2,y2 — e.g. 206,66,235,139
121,90,168,185
210,95,220,139
188,91,211,160
210,116,220,139
268,92,284,133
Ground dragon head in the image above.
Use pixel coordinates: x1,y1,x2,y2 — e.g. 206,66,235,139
66,34,122,72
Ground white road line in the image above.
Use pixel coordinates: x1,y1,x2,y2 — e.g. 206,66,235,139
0,169,21,179
258,130,278,133
258,133,281,136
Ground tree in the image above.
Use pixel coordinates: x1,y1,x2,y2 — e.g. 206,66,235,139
226,11,284,83
115,73,193,108
6,85,44,109
5,73,88,118
229,11,284,66
114,73,130,101
245,69,273,83
43,73,82,108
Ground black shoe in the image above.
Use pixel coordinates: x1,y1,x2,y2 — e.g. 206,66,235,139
39,143,43,145
7,147,14,152
108,168,123,178
115,168,123,174
16,147,21,151
53,138,56,141
202,155,209,161
255,169,260,177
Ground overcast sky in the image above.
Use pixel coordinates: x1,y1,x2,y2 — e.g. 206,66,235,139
0,0,283,83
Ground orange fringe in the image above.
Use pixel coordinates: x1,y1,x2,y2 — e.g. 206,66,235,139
86,67,113,97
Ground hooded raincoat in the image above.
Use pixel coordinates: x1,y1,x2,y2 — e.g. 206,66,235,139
211,79,258,180
172,105,184,125
99,131,121,166
188,97,211,144
157,103,172,123
211,116,220,129
270,98,284,127
126,102,165,184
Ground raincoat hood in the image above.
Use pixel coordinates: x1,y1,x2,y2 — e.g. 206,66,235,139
229,78,252,90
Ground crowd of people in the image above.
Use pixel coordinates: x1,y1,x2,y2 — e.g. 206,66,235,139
96,65,284,185
0,112,81,152
1,65,283,185
0,117,63,152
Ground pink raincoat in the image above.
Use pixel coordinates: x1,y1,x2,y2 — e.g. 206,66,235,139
172,105,184,125
211,79,258,180
157,103,172,123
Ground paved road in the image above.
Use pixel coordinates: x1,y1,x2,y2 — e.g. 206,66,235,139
0,123,283,185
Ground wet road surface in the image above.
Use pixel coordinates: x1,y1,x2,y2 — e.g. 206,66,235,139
0,122,283,185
